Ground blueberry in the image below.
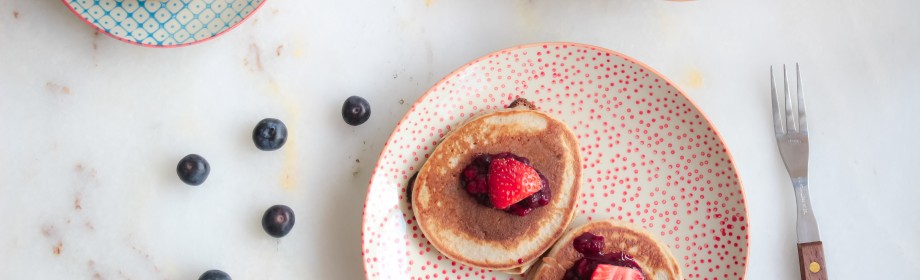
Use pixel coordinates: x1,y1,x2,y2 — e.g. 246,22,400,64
262,205,295,238
177,154,210,186
198,269,231,280
341,96,371,126
252,118,287,151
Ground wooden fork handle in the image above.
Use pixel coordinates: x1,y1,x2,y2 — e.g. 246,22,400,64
798,241,827,280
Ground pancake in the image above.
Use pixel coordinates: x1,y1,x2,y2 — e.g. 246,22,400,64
412,108,582,272
529,220,681,280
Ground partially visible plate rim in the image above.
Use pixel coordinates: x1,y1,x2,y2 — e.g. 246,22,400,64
360,41,750,279
60,0,267,48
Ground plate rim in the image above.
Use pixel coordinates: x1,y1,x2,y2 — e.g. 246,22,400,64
60,0,267,48
360,41,750,279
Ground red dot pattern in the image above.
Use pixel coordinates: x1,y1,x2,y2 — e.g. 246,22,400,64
362,43,748,280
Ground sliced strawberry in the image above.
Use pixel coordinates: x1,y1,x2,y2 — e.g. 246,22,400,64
591,264,645,280
487,158,542,209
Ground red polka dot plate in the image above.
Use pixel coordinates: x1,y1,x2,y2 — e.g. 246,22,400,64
362,42,749,280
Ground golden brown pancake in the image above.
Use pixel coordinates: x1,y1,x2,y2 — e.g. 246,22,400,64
412,108,582,272
529,220,682,280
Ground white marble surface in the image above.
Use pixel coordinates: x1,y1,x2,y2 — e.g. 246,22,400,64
1,0,918,279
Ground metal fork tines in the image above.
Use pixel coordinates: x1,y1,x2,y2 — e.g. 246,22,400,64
771,64,820,243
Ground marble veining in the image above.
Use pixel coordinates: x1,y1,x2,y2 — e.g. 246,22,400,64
1,0,919,279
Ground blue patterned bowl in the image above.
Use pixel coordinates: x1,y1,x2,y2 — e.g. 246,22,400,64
63,0,266,48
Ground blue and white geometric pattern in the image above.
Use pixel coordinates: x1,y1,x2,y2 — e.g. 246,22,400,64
64,0,265,47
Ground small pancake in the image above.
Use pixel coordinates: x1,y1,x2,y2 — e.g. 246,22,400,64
412,109,582,271
529,220,682,280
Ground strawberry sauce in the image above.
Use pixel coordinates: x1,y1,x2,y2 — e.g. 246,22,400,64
564,232,644,280
459,153,551,216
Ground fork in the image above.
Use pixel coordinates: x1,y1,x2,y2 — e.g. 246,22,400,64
771,64,828,280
